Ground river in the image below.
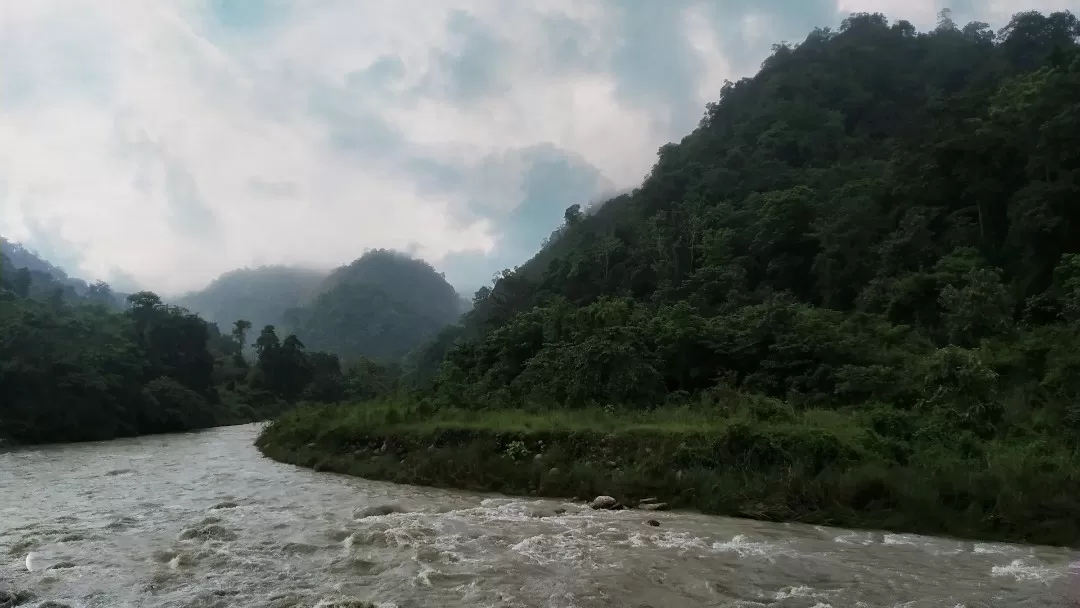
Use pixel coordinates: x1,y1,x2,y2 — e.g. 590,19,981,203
0,424,1076,607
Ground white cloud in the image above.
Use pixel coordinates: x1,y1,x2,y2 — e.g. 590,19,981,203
0,0,1073,295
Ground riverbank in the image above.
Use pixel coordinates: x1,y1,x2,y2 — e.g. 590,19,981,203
255,397,1080,548
0,389,280,448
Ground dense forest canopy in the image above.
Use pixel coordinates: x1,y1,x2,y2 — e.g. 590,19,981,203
403,9,1080,426
0,248,392,444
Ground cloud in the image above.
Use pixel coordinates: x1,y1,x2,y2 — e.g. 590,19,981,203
0,0,1069,296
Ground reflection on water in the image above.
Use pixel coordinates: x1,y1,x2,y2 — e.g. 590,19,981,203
0,424,1076,607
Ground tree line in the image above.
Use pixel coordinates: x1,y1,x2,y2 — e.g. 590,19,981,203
0,256,397,445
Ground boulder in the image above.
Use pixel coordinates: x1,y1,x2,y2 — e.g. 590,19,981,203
638,502,669,512
353,504,404,519
0,589,35,608
589,496,618,510
646,519,661,527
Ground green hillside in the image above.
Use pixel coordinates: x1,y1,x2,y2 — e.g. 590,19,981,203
261,10,1080,546
282,249,462,362
175,265,328,334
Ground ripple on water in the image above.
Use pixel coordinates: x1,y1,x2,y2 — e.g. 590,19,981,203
328,556,390,577
991,558,1063,583
281,542,321,555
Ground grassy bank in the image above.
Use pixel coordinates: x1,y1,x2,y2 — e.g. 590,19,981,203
256,395,1080,548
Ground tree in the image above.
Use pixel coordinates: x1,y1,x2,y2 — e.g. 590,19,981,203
935,8,957,33
12,268,31,298
254,325,281,359
231,319,253,349
564,204,583,226
86,280,114,305
126,291,163,338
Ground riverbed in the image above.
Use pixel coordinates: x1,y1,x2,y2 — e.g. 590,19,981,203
0,424,1076,607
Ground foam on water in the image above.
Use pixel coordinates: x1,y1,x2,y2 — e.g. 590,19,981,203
990,558,1062,583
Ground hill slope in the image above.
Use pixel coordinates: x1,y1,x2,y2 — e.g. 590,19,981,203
283,249,462,362
174,266,329,333
0,237,124,307
262,10,1080,546
433,9,1080,410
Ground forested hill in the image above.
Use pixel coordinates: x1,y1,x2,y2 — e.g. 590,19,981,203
417,9,1080,418
283,249,463,362
175,265,329,337
0,237,123,306
0,246,379,445
258,9,1080,546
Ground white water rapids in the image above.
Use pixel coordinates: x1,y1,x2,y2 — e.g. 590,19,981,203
1,424,1077,607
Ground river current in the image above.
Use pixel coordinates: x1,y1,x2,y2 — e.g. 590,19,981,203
0,424,1077,607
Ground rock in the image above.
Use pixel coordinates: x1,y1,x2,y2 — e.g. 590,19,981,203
0,589,35,608
638,497,659,504
547,467,560,476
553,508,566,515
178,524,237,542
589,496,618,510
646,519,661,527
211,501,238,510
353,504,404,519
638,502,669,512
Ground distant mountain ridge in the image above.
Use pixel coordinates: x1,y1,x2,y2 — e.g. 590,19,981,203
1,237,86,290
174,265,329,334
282,249,463,362
174,249,465,362
0,237,126,307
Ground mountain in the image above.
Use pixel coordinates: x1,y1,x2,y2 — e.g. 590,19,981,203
412,9,1080,416
0,237,77,281
283,249,462,362
260,9,1080,548
174,266,329,334
0,237,124,307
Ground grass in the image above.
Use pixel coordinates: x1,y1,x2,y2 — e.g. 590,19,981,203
256,396,1080,548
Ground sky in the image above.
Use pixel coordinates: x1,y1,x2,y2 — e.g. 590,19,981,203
0,0,1075,297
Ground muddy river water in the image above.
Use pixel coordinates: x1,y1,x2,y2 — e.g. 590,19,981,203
1,424,1077,607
